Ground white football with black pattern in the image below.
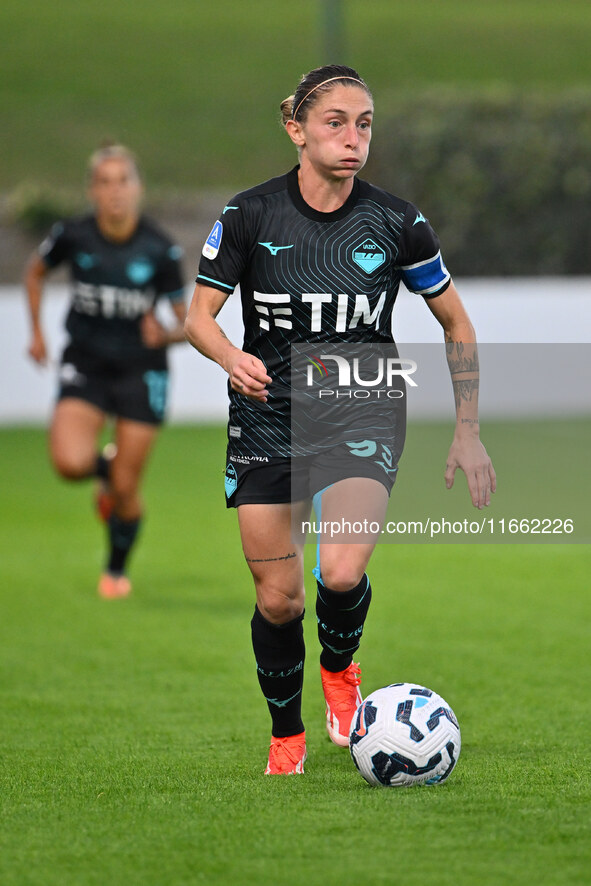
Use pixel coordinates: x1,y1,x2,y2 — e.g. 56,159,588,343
349,682,461,787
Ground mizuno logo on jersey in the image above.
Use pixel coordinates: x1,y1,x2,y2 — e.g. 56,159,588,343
75,252,97,270
258,242,294,256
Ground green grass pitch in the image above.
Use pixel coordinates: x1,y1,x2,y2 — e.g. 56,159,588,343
1,423,590,885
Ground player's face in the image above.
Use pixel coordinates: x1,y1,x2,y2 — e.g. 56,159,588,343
291,85,373,180
89,158,142,222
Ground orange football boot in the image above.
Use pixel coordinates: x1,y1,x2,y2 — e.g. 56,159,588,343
321,662,362,747
264,732,307,775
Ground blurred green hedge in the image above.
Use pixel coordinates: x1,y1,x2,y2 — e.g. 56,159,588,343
368,89,591,275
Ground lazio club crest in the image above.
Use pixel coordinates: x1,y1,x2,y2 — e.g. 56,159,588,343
127,256,155,285
225,463,238,499
352,238,386,275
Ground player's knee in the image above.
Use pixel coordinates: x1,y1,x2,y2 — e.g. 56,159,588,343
318,560,365,593
257,586,304,624
51,451,91,481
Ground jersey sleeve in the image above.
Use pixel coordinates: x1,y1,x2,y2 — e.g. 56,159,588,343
196,198,250,295
397,203,451,298
38,220,71,268
155,243,185,302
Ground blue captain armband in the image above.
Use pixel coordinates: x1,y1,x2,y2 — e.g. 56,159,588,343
400,250,451,297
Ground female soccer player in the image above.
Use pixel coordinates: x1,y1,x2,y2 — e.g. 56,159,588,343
25,144,186,599
184,65,495,773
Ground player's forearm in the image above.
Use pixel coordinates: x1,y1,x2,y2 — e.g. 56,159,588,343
444,339,481,435
24,257,46,332
184,309,240,374
26,285,43,332
154,301,187,347
164,323,189,346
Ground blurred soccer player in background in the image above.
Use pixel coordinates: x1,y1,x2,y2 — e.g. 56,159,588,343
24,144,186,599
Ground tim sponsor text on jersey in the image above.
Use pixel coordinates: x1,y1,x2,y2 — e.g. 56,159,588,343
72,281,154,319
253,290,387,333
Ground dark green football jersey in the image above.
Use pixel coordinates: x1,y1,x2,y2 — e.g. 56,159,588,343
197,166,450,457
41,214,184,367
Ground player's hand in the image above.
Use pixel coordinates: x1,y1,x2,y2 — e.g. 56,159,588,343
445,434,496,509
225,350,271,403
141,312,168,348
28,329,47,365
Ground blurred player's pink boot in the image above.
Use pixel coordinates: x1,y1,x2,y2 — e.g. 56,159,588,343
97,572,131,599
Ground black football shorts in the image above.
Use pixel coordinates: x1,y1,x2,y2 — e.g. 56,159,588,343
224,439,401,509
57,344,168,426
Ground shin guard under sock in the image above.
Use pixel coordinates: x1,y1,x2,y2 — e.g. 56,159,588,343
316,574,372,672
106,514,141,575
251,606,305,738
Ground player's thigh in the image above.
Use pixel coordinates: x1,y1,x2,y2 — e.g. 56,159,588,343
111,418,159,497
316,477,388,591
49,398,106,477
237,501,310,622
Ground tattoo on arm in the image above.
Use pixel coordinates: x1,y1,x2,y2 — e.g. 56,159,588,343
451,377,479,409
445,341,480,410
445,340,479,374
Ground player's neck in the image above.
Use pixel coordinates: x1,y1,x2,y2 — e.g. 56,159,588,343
96,213,140,243
297,164,354,213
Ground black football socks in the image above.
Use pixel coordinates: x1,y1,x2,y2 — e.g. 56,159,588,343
94,452,111,481
316,574,372,673
106,514,141,576
251,606,305,738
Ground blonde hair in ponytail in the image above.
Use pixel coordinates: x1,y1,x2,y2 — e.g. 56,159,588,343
280,95,295,127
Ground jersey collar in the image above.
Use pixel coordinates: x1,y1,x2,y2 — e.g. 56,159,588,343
287,165,360,222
